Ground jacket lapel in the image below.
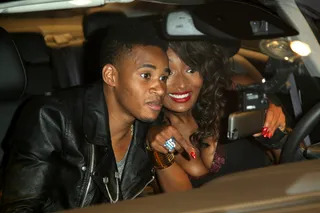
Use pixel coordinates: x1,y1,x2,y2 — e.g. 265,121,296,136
82,81,153,202
82,82,120,202
120,120,154,199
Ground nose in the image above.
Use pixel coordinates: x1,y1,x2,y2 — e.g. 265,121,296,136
174,72,188,90
150,79,166,97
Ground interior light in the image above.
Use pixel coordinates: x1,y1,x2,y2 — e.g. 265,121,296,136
290,40,311,57
259,38,295,61
69,0,92,6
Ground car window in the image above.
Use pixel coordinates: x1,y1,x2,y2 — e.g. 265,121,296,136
298,3,320,45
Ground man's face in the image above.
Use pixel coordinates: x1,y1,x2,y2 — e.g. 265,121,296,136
111,45,169,122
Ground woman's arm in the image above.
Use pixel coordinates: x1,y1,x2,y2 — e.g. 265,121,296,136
156,163,192,192
147,125,195,192
148,124,216,179
231,54,264,83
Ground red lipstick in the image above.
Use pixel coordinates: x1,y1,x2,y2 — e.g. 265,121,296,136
168,92,191,103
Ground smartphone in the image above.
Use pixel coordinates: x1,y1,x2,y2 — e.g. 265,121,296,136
227,110,265,140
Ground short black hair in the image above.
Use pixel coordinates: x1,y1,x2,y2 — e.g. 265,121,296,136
100,19,168,68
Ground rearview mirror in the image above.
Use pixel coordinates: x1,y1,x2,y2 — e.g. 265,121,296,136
164,10,240,47
165,10,204,37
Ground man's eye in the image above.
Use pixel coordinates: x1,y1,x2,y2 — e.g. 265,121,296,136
160,75,168,82
140,73,151,79
186,69,196,73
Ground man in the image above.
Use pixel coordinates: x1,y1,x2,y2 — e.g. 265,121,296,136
0,20,192,212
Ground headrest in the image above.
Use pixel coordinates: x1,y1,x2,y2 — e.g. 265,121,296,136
10,33,50,64
0,27,26,101
83,12,128,39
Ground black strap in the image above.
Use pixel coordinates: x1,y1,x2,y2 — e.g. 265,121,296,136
255,128,287,150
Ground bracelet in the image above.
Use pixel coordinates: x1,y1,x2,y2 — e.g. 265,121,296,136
152,151,175,170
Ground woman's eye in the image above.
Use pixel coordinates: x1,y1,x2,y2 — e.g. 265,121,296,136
140,73,151,79
186,69,196,73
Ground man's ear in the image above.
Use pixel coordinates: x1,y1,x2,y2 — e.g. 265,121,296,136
102,64,117,87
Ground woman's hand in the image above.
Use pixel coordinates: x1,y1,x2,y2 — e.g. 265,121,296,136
147,125,196,159
255,103,286,138
148,125,195,192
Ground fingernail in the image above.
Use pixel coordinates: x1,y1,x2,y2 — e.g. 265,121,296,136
190,151,196,159
262,127,268,135
263,130,268,138
268,132,272,138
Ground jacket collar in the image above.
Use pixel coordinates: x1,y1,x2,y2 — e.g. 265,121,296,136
82,81,110,147
82,81,150,148
82,81,153,201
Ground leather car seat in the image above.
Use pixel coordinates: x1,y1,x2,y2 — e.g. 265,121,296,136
0,27,27,165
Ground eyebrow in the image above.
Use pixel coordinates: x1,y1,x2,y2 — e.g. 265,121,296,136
138,64,157,70
138,64,170,75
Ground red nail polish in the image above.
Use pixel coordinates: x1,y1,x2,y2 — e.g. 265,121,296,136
262,127,268,135
268,132,272,138
190,151,196,159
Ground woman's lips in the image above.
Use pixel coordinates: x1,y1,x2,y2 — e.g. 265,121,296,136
169,92,191,103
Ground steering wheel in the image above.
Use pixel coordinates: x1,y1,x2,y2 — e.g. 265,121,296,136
280,102,320,163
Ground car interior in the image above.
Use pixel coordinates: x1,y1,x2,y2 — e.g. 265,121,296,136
1,0,320,212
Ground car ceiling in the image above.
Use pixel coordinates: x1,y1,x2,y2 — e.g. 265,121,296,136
0,1,176,47
1,0,22,2
0,0,319,48
0,0,320,12
297,0,320,12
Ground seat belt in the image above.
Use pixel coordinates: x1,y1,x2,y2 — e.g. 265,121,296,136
288,73,312,147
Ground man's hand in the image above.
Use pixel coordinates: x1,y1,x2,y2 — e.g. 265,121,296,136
147,125,196,159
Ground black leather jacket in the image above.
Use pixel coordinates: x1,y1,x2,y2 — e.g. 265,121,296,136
0,82,154,212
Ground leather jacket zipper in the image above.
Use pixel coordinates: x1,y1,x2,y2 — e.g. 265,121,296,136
80,144,95,207
103,172,120,203
131,175,155,200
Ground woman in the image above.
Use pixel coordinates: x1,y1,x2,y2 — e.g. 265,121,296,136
147,41,288,188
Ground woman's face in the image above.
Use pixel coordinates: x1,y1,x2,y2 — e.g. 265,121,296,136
164,48,203,113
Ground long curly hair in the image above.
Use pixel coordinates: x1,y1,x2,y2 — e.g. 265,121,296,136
169,41,232,144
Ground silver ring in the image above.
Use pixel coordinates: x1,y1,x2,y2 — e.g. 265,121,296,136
164,137,176,152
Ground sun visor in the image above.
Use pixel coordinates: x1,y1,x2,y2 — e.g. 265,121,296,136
191,0,299,40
